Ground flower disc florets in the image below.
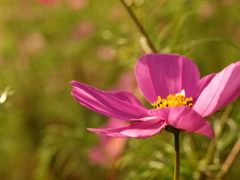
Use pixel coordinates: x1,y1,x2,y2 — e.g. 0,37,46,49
152,93,193,109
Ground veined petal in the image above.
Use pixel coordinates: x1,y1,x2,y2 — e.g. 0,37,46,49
135,54,200,103
87,119,166,138
193,62,240,117
195,73,216,101
70,81,154,121
106,91,148,110
148,107,214,138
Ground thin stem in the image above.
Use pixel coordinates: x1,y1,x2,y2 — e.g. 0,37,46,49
215,137,240,179
198,104,233,180
204,105,233,164
120,0,157,53
174,132,180,180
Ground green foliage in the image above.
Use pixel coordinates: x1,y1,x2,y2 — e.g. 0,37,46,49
0,0,240,179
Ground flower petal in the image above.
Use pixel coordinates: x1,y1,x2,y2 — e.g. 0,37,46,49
193,62,240,117
106,91,148,110
135,54,200,103
148,107,214,138
70,81,154,121
195,73,216,101
87,119,166,138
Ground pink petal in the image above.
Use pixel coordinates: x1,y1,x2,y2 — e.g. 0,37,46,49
107,91,148,110
70,81,153,121
99,118,127,144
195,73,216,101
193,62,240,117
89,147,105,165
87,119,166,138
89,118,127,165
104,137,127,159
148,107,215,138
89,119,127,166
135,54,200,103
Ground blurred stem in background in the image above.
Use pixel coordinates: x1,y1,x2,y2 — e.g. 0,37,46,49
215,137,240,180
205,105,233,164
120,0,157,53
198,101,239,180
170,11,197,53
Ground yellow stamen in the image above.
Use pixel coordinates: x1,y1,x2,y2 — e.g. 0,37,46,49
152,93,194,109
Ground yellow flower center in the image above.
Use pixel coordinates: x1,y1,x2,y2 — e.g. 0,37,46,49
152,93,194,109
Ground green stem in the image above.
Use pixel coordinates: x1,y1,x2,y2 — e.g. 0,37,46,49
174,132,180,180
120,0,157,53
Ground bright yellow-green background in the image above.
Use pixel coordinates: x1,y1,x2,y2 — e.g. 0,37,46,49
0,0,240,179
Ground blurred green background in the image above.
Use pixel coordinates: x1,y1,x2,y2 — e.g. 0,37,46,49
0,0,240,179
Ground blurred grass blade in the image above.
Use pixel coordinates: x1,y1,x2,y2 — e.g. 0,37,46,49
170,11,198,52
120,0,157,53
34,146,61,180
177,37,240,52
215,137,240,180
154,24,172,52
139,36,153,54
204,104,233,163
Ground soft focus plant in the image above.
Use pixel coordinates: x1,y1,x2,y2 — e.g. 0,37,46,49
1,0,240,180
89,118,127,167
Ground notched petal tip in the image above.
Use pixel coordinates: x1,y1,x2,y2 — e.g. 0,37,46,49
69,80,80,86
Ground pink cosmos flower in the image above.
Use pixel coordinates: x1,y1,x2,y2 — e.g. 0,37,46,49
72,20,95,39
70,54,240,139
38,0,58,4
68,0,88,10
39,0,57,3
89,118,127,166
